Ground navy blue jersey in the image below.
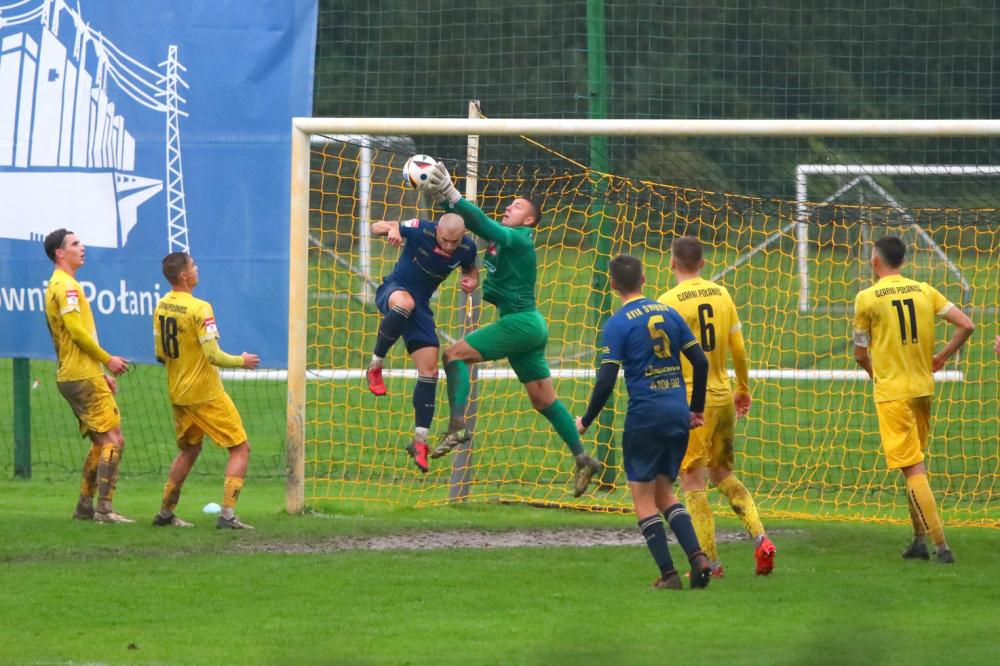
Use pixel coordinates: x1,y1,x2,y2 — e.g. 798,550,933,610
600,296,698,425
384,219,477,301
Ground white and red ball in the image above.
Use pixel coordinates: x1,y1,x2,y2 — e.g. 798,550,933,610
402,154,439,191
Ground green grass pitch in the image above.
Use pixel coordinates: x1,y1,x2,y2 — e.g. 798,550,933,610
1,225,997,663
1,477,999,665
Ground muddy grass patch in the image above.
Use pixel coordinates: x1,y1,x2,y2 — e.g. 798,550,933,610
232,527,769,554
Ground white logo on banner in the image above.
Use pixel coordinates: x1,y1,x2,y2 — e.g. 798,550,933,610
0,0,189,251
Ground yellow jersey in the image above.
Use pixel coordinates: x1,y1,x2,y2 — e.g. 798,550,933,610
153,291,225,405
853,275,953,403
44,268,108,382
658,277,747,407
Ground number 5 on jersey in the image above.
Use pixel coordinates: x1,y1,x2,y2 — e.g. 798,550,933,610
647,315,673,358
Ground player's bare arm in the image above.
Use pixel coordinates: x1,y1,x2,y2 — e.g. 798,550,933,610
730,328,752,418
853,344,874,379
371,220,402,246
852,306,874,379
105,356,129,375
932,307,975,371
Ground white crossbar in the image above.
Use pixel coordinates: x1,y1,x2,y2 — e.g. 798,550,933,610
294,118,1000,138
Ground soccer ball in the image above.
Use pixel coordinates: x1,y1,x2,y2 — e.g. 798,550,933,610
402,154,438,191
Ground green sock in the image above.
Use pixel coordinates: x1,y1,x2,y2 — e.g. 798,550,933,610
540,400,584,456
445,359,470,419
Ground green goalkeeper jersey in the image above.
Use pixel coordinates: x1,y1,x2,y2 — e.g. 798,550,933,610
443,198,537,315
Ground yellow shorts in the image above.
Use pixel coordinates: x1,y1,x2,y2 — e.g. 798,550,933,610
875,396,931,469
680,401,736,473
57,376,121,438
172,393,247,448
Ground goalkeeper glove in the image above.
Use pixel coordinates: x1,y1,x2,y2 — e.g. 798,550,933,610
427,162,462,205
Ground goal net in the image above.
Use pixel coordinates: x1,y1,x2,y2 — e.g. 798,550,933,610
289,119,999,527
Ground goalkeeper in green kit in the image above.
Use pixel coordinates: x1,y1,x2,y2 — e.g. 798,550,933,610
425,162,602,497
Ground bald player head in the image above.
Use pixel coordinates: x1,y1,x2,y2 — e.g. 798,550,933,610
435,213,466,254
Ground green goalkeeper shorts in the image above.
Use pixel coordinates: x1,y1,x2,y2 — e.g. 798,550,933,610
465,309,551,383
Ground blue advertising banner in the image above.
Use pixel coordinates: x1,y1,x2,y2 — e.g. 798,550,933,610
0,0,316,368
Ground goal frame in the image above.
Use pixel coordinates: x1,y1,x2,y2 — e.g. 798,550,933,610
794,163,987,312
287,118,1000,512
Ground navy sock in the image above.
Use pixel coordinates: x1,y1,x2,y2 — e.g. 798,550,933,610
373,306,410,359
413,374,437,430
663,503,703,561
639,514,675,575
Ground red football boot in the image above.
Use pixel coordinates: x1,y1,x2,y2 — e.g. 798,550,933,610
754,536,776,576
406,441,429,473
366,365,387,396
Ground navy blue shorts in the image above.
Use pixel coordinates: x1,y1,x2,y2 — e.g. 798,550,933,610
375,281,439,353
621,420,690,483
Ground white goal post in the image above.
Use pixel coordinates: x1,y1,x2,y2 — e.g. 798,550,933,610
287,118,1000,512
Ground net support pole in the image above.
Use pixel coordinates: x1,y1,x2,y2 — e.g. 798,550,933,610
794,167,810,313
286,123,309,513
449,100,482,502
13,358,30,479
357,136,374,304
586,0,617,486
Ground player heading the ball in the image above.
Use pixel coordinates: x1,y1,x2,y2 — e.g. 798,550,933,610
365,213,478,473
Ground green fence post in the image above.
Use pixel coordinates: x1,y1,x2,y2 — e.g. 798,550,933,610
586,0,617,487
13,357,31,479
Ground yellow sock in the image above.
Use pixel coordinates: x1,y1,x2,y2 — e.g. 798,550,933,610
96,444,122,512
161,481,181,514
906,494,927,541
717,475,765,540
222,476,244,509
684,489,718,564
906,473,945,547
79,443,101,498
